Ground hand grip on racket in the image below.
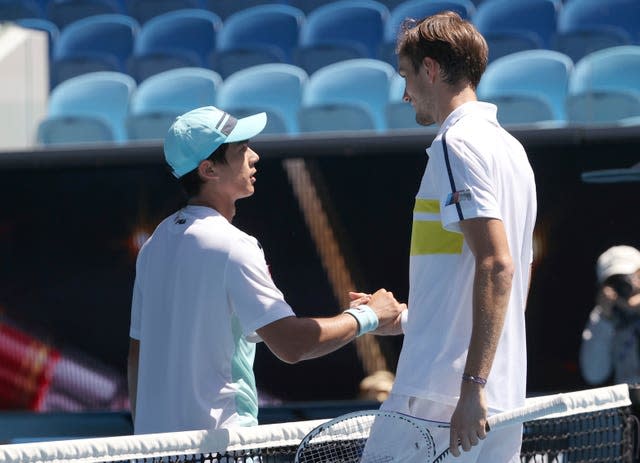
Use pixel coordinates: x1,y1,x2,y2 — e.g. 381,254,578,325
294,383,631,463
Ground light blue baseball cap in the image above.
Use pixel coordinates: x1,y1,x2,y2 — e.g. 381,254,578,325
164,106,267,178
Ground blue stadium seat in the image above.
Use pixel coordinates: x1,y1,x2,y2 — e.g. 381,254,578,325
125,0,200,24
14,18,59,57
554,29,631,64
380,0,418,9
566,45,640,124
569,46,640,95
125,113,178,141
126,67,221,140
386,72,421,129
288,0,337,14
566,91,640,124
0,1,44,20
295,45,363,76
46,0,122,28
37,116,115,144
128,9,221,81
298,58,395,132
476,49,573,124
555,0,640,62
52,14,138,86
380,0,476,66
299,105,376,132
46,71,136,142
127,53,198,83
211,4,304,78
295,0,389,75
217,63,309,134
201,0,288,19
618,115,640,127
472,0,559,61
490,95,561,126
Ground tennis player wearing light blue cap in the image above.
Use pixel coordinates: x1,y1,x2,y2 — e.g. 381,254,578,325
127,106,406,435
163,106,268,178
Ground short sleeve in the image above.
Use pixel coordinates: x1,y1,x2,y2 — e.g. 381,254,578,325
438,132,502,232
225,236,295,335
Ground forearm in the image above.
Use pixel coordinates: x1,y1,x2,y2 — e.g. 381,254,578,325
449,258,511,459
464,256,513,379
258,314,359,364
450,218,516,456
449,260,510,460
299,314,361,360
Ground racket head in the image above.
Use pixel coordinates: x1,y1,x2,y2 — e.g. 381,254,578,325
294,410,445,463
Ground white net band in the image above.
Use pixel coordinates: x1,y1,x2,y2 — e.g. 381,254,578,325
0,419,328,463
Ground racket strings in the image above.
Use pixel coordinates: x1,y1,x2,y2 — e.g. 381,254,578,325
297,415,372,463
295,413,435,463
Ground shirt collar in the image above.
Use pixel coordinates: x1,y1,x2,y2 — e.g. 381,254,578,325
182,204,223,220
437,101,498,136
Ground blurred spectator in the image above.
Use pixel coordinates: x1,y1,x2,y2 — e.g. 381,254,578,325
0,314,127,411
579,245,640,385
359,370,394,402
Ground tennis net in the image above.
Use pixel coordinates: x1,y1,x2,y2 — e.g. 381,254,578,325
0,399,635,463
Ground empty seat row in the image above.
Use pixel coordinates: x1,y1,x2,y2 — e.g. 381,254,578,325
37,3,398,86
36,60,419,146
476,0,640,63
15,0,640,89
0,0,496,28
478,46,640,126
36,46,640,146
1,0,372,27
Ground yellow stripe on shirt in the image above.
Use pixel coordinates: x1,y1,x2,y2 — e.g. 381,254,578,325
410,220,464,255
414,199,440,214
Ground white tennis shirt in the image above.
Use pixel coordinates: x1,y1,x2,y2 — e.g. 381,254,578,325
392,102,537,412
130,205,294,433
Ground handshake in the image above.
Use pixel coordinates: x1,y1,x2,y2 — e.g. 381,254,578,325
346,288,408,336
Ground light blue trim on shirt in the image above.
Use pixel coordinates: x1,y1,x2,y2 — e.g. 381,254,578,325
231,315,258,425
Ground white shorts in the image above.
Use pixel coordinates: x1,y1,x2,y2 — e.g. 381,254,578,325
380,393,521,463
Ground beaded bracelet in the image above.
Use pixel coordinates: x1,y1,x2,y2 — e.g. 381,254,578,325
462,373,487,386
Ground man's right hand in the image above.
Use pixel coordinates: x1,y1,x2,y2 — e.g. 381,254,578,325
597,286,618,319
367,288,406,335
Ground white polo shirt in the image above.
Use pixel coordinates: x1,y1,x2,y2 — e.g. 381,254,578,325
130,205,295,434
392,101,537,412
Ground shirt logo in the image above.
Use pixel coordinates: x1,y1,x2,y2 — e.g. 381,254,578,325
174,212,186,225
445,189,472,206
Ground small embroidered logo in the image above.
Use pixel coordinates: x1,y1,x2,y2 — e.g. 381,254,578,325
445,189,472,206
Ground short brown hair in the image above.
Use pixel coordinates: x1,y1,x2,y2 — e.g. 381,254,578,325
396,11,488,89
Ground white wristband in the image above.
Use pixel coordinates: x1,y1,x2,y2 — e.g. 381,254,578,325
344,304,379,336
400,309,408,333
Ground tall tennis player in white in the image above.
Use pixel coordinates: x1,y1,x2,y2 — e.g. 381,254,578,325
352,11,538,462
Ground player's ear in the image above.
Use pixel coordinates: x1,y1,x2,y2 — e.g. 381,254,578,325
197,159,218,180
422,57,437,82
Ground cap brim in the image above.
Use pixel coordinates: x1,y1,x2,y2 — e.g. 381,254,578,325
225,112,267,143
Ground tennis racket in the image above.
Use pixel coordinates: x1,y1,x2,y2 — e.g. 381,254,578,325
294,383,631,463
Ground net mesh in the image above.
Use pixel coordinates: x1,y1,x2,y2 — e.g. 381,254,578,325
0,405,635,463
520,406,636,463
